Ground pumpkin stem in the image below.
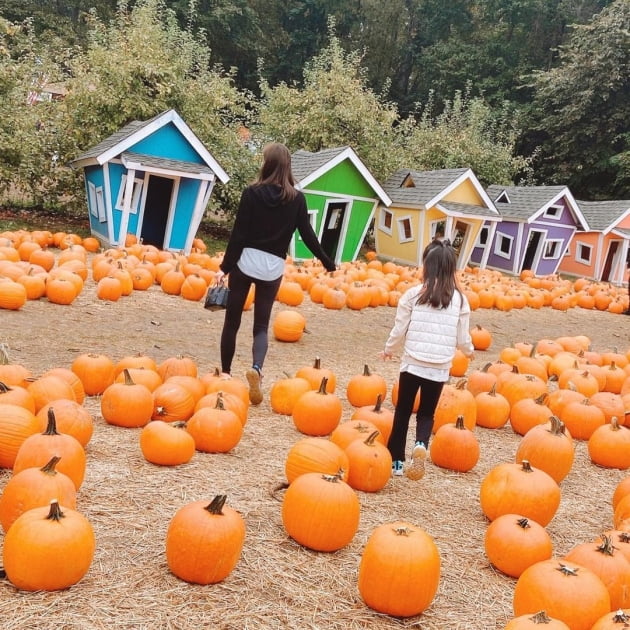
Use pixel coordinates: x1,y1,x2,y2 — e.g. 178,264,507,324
612,611,630,623
122,368,136,386
44,408,61,436
214,392,226,410
610,417,621,431
313,357,321,370
534,393,548,405
0,381,12,393
372,394,383,412
41,455,62,474
322,470,345,483
619,532,630,544
595,534,616,556
317,377,329,394
391,526,413,537
555,563,579,576
481,362,492,373
364,430,380,445
528,611,553,624
516,517,531,529
455,415,466,430
204,494,227,515
547,416,567,436
520,460,534,473
46,500,65,522
362,364,371,376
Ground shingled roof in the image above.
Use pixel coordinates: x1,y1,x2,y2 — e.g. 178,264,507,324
291,147,349,183
382,168,470,206
70,109,229,183
486,184,586,224
577,200,630,232
290,146,391,205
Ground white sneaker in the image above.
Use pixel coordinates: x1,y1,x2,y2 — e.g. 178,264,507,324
406,442,427,480
392,461,404,477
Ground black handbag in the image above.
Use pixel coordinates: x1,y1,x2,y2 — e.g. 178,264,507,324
204,279,230,311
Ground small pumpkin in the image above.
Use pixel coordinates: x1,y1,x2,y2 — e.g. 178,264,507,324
139,421,196,466
430,415,480,472
102,369,154,428
346,364,387,408
344,430,392,492
273,310,307,342
292,377,343,436
284,437,350,484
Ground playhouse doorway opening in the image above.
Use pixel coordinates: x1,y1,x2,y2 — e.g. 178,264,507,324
521,230,544,273
321,201,347,261
140,175,174,248
601,240,620,282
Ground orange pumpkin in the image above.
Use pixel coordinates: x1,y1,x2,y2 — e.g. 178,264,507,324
139,420,195,466
292,378,342,436
346,364,387,408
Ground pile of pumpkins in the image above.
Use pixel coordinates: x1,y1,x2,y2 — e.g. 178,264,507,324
1,227,628,316
0,329,630,626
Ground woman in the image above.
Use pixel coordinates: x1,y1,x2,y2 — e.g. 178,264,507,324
215,142,336,404
379,239,474,480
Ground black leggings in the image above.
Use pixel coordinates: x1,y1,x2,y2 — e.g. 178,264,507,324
387,370,445,461
220,265,282,375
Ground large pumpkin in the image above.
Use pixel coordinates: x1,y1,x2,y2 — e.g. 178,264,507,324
281,471,359,552
2,500,95,591
166,495,245,584
358,521,441,617
480,460,561,526
513,559,611,630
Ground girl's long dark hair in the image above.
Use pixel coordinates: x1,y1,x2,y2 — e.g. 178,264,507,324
417,239,458,308
254,142,298,203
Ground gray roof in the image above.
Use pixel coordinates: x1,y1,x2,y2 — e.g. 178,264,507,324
122,152,215,176
291,147,348,182
72,112,165,163
382,168,470,206
487,184,569,219
439,200,501,219
577,200,630,231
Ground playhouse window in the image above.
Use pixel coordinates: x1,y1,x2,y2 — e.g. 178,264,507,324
544,204,562,219
379,208,393,235
477,227,489,246
543,239,563,258
307,209,317,230
88,181,106,223
115,175,143,214
397,216,413,243
494,233,513,259
576,242,592,264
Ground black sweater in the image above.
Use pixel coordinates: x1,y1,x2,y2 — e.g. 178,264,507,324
220,184,336,274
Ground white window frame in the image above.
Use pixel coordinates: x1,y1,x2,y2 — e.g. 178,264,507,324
88,181,98,218
88,181,106,223
307,209,317,231
544,204,563,219
494,233,513,259
379,208,393,235
543,239,563,259
115,174,143,214
397,215,413,243
576,242,592,265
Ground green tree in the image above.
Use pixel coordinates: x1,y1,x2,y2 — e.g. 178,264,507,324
257,19,411,183
521,0,630,197
0,0,257,212
405,87,534,186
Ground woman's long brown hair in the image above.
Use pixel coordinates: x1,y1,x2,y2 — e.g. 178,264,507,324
417,239,458,308
254,142,298,203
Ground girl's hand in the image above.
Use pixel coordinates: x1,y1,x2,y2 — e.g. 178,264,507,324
378,351,394,361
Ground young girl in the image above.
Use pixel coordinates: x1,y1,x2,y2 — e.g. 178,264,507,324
215,143,336,404
379,239,474,479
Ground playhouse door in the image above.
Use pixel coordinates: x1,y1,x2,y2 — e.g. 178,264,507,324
521,230,543,273
601,240,619,282
321,202,347,260
140,176,174,248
